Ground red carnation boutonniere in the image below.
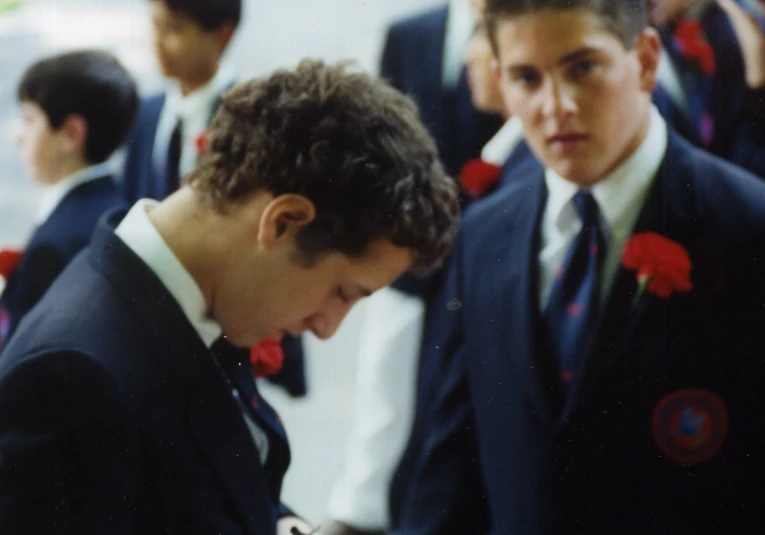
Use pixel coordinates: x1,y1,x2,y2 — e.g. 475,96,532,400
249,337,285,377
194,128,210,157
459,158,502,198
0,249,23,280
622,232,693,303
673,19,716,76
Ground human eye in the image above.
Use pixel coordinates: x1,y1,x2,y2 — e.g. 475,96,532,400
334,287,351,304
510,68,541,89
570,58,597,79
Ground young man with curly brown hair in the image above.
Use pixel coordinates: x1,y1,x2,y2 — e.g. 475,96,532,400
0,60,460,535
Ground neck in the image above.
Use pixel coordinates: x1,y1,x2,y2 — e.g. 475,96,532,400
44,156,91,186
591,107,652,186
148,188,223,307
178,64,219,97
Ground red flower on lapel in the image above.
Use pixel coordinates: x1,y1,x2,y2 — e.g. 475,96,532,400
673,19,716,76
250,337,284,377
460,158,502,197
195,128,210,156
0,249,23,280
622,232,693,299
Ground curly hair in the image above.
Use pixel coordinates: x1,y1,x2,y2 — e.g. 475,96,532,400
187,60,460,274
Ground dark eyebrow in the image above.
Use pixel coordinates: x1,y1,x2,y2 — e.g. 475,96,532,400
505,47,598,75
557,47,598,66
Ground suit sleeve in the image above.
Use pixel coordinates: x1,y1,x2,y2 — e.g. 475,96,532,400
379,25,402,88
6,245,66,339
397,236,491,535
0,351,139,533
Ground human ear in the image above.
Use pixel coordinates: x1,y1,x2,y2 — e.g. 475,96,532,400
59,114,88,157
215,23,235,52
257,194,316,246
634,27,661,93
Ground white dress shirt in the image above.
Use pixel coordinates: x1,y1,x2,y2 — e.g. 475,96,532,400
442,0,476,89
152,65,235,181
480,116,525,166
326,287,425,529
34,162,113,224
115,200,269,464
538,106,668,310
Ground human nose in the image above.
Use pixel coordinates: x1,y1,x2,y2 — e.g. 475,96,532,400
306,304,352,341
540,77,577,120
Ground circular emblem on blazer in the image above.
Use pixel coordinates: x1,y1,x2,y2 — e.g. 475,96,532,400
652,389,728,465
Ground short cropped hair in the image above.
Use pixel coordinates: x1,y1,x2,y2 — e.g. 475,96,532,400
152,0,242,30
484,0,648,50
187,60,460,275
18,50,138,164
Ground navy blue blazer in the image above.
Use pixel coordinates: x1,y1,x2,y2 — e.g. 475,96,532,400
398,131,765,534
0,213,291,534
659,2,765,177
121,94,166,204
380,5,504,178
0,176,120,350
389,140,541,531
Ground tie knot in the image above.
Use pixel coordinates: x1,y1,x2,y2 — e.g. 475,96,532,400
572,190,599,227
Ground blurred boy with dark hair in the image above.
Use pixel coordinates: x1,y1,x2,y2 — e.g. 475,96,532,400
121,0,240,203
0,60,460,535
0,50,137,350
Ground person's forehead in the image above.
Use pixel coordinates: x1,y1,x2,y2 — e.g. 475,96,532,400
493,9,622,64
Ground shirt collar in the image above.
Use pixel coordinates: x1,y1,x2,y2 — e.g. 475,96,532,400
165,64,235,121
34,161,113,224
480,117,524,166
114,199,222,348
544,106,668,236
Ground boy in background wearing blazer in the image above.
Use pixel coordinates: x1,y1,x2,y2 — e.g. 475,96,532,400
0,50,137,350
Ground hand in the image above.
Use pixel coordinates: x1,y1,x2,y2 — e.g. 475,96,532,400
717,0,765,88
277,515,316,535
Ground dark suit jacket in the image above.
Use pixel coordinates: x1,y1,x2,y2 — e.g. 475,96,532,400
0,176,120,349
659,2,765,177
121,94,166,204
380,5,504,179
0,213,291,534
398,131,765,534
389,140,542,531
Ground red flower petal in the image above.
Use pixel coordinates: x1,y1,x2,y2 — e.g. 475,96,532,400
195,128,209,155
249,337,285,377
0,249,23,279
673,19,716,76
622,232,693,299
459,159,502,197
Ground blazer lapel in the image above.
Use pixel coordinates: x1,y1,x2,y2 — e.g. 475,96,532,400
483,173,559,426
184,364,276,535
563,132,702,420
88,217,274,534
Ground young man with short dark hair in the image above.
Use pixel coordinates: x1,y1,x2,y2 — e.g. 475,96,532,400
399,1,765,533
